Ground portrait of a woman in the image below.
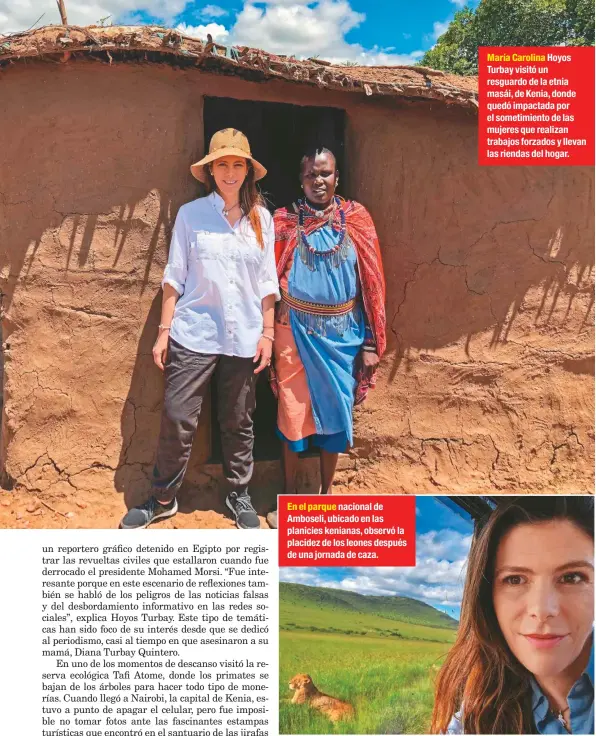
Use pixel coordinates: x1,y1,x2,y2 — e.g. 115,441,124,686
432,497,594,735
267,146,386,526
120,128,279,530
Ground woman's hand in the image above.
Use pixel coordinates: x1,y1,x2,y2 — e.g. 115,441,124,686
361,350,380,378
153,330,170,371
254,336,273,374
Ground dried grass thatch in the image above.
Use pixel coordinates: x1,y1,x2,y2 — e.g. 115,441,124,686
0,24,478,110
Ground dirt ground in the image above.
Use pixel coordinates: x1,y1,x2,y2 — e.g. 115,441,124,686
0,469,390,530
1,443,576,530
0,486,268,530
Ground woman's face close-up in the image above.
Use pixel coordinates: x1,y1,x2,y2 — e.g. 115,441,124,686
301,152,337,207
493,519,594,680
211,155,248,197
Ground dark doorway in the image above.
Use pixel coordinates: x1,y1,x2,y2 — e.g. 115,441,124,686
204,96,345,211
204,97,346,461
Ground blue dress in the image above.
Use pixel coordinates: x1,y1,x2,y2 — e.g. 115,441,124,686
276,224,365,453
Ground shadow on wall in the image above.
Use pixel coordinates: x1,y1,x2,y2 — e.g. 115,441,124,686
1,163,179,310
0,182,183,494
0,62,206,497
349,110,595,377
0,63,593,499
386,211,594,380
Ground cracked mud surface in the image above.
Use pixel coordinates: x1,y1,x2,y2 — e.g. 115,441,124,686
0,486,271,530
0,62,593,528
0,460,393,530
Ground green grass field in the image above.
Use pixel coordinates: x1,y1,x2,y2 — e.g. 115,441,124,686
279,584,457,734
280,583,459,631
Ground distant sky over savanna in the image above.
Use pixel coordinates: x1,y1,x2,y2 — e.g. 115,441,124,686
1,1,480,65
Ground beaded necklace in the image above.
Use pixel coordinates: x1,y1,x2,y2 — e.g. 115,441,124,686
296,196,350,271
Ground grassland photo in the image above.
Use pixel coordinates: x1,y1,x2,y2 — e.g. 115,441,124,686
279,582,458,734
278,498,476,734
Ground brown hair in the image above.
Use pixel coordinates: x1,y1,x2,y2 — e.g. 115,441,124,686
431,497,594,735
203,160,265,248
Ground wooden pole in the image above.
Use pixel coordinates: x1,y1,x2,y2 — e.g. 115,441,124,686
56,0,68,25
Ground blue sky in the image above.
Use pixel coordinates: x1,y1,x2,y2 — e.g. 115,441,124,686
280,497,474,620
1,1,479,65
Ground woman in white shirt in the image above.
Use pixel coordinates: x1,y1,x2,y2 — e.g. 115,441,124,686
120,129,279,530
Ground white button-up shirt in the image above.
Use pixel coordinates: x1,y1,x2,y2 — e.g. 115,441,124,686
162,191,280,358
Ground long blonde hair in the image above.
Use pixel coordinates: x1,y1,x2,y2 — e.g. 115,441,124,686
203,160,265,249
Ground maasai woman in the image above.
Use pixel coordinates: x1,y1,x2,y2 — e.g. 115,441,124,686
267,146,386,527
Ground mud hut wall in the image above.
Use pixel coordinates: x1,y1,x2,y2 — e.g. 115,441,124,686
344,102,594,492
0,62,196,501
0,61,368,502
0,60,593,500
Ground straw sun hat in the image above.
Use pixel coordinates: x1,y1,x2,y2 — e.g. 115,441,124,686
190,128,267,183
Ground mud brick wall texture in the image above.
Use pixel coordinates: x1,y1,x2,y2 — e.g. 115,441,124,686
0,61,593,503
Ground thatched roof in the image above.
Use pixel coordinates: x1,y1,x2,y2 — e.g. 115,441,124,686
0,24,478,110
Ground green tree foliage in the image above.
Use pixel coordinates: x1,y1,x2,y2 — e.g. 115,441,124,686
420,8,478,76
420,0,595,75
565,0,596,45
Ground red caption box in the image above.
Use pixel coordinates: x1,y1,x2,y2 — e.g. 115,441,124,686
278,495,415,567
478,46,595,166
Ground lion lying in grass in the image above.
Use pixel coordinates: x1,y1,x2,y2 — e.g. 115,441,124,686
289,673,355,723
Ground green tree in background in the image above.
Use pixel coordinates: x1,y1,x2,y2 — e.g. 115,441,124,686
420,8,478,76
420,0,595,75
565,0,596,45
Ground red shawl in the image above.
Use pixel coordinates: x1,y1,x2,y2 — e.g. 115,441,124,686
273,199,386,403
